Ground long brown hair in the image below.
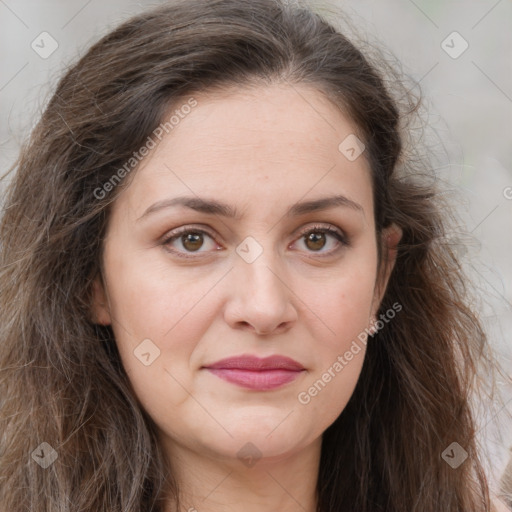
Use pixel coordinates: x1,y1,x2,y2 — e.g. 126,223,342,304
0,0,497,510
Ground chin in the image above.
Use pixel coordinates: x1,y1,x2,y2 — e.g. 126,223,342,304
206,421,315,464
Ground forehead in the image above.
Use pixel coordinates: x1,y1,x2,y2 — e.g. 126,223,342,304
115,83,373,220
162,84,359,163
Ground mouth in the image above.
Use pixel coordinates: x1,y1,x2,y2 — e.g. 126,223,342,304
202,354,306,390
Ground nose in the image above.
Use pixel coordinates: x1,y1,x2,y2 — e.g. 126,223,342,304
223,251,298,336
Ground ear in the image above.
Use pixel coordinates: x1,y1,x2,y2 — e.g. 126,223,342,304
90,274,112,326
371,223,402,315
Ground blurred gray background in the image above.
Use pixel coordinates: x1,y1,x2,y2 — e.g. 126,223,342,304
1,0,511,493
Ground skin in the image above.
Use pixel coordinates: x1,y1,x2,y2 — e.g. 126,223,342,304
92,83,402,512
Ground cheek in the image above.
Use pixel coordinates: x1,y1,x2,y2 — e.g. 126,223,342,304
293,259,376,422
102,249,219,405
300,258,377,350
298,346,366,415
105,245,217,341
105,277,219,436
316,280,372,365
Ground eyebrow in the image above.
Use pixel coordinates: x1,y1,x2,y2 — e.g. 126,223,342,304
137,194,365,222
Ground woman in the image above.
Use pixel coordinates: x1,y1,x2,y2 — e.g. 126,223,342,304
0,0,506,510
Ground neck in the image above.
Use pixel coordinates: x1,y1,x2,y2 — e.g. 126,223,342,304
162,437,321,512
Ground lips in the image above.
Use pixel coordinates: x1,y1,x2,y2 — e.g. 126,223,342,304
203,355,305,390
205,355,305,371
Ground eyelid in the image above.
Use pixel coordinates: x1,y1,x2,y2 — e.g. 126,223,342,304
161,224,217,241
294,223,347,243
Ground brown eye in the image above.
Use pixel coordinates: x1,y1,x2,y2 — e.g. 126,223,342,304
181,232,204,252
162,227,219,258
304,231,327,251
294,225,348,256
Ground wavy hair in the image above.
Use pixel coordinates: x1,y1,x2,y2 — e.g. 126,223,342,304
0,0,498,510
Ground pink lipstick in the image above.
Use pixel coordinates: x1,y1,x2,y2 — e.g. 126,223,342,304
203,355,305,390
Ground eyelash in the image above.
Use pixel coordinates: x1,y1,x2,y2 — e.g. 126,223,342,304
160,223,349,260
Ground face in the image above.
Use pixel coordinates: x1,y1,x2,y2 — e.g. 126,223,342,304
92,83,400,466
